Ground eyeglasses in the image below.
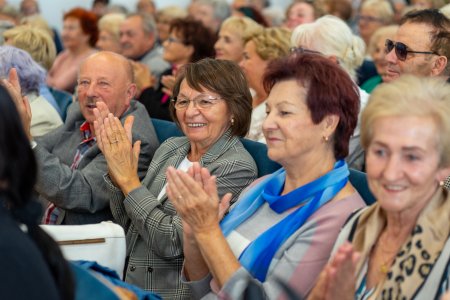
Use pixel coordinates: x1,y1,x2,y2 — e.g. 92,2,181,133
172,95,223,110
289,46,322,55
167,36,186,45
385,39,438,61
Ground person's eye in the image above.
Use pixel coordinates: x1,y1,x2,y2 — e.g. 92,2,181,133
78,80,90,87
279,111,291,116
177,99,189,106
373,148,386,157
405,154,420,162
199,99,214,107
98,81,110,88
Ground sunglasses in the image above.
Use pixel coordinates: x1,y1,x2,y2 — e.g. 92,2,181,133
385,39,437,61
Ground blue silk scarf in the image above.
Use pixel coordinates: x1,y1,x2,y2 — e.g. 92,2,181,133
220,160,349,281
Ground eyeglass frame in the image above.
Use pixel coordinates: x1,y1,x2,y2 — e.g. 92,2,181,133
385,39,438,61
171,95,223,110
289,46,322,55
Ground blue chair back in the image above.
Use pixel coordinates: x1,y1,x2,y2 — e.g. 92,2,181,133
49,87,73,121
348,169,376,205
150,118,280,177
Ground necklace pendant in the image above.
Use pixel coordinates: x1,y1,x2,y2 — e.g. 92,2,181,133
380,264,389,274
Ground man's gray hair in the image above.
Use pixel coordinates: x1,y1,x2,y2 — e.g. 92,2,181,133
127,12,157,36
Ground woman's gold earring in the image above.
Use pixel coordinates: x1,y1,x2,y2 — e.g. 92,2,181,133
231,118,235,126
323,136,329,142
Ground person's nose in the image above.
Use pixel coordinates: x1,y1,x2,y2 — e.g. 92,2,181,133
382,155,403,182
385,46,397,64
185,100,201,117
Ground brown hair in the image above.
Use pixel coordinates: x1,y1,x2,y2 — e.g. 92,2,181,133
171,58,252,137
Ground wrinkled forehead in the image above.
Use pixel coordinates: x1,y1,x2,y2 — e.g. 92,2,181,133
396,22,433,49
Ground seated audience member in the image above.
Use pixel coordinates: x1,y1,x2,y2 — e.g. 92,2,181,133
283,0,327,30
411,0,446,9
0,46,62,137
9,51,159,225
327,0,353,23
310,75,450,300
47,8,98,93
91,0,109,18
119,13,170,82
166,53,366,299
214,16,263,63
93,58,258,298
139,17,216,121
96,13,125,54
239,27,291,143
291,15,367,170
361,25,399,93
155,5,187,44
136,0,156,17
384,9,450,83
3,25,63,117
357,0,394,52
188,0,231,34
0,83,74,299
19,14,63,54
96,13,153,99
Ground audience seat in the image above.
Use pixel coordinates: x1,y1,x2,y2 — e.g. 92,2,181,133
348,169,376,205
151,118,281,177
48,87,73,121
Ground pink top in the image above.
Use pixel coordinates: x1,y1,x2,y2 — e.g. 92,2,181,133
47,49,97,93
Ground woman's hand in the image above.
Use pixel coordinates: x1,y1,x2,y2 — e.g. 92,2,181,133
308,242,359,300
1,68,32,140
93,102,141,194
161,74,176,97
166,163,232,235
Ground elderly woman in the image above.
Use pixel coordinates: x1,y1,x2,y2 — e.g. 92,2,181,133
96,13,125,54
357,0,394,50
47,8,98,93
310,75,450,299
139,17,216,121
283,0,327,30
155,5,187,44
166,53,366,299
0,81,74,299
291,15,367,170
361,25,399,93
239,27,291,143
214,16,263,63
93,58,257,298
0,46,62,137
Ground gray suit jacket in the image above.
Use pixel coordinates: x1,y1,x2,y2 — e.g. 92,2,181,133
107,130,257,299
35,100,159,225
140,44,170,82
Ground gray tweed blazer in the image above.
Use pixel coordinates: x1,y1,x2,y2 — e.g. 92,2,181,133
107,129,258,299
34,100,159,225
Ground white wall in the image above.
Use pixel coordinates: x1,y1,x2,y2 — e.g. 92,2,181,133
7,0,290,33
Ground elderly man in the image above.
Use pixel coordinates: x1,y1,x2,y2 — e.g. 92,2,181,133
9,51,159,224
120,13,169,81
385,9,450,82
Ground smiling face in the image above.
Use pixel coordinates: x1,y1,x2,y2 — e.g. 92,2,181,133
175,79,231,155
77,53,135,126
214,28,245,63
119,15,155,59
263,80,330,167
366,115,446,217
162,30,193,65
385,22,436,82
358,7,384,45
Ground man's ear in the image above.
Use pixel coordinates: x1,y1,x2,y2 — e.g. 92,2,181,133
126,83,137,103
431,55,447,76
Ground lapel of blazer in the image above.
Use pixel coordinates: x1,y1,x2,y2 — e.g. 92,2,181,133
199,129,237,167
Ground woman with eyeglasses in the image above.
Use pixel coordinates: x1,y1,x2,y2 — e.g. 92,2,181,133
165,53,365,299
283,0,327,30
291,15,367,170
357,0,394,51
138,17,216,121
309,75,450,300
93,58,257,298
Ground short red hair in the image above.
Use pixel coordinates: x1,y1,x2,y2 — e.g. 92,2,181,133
264,53,360,159
64,7,99,47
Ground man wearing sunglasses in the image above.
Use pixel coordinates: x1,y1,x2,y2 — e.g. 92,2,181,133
385,9,449,82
